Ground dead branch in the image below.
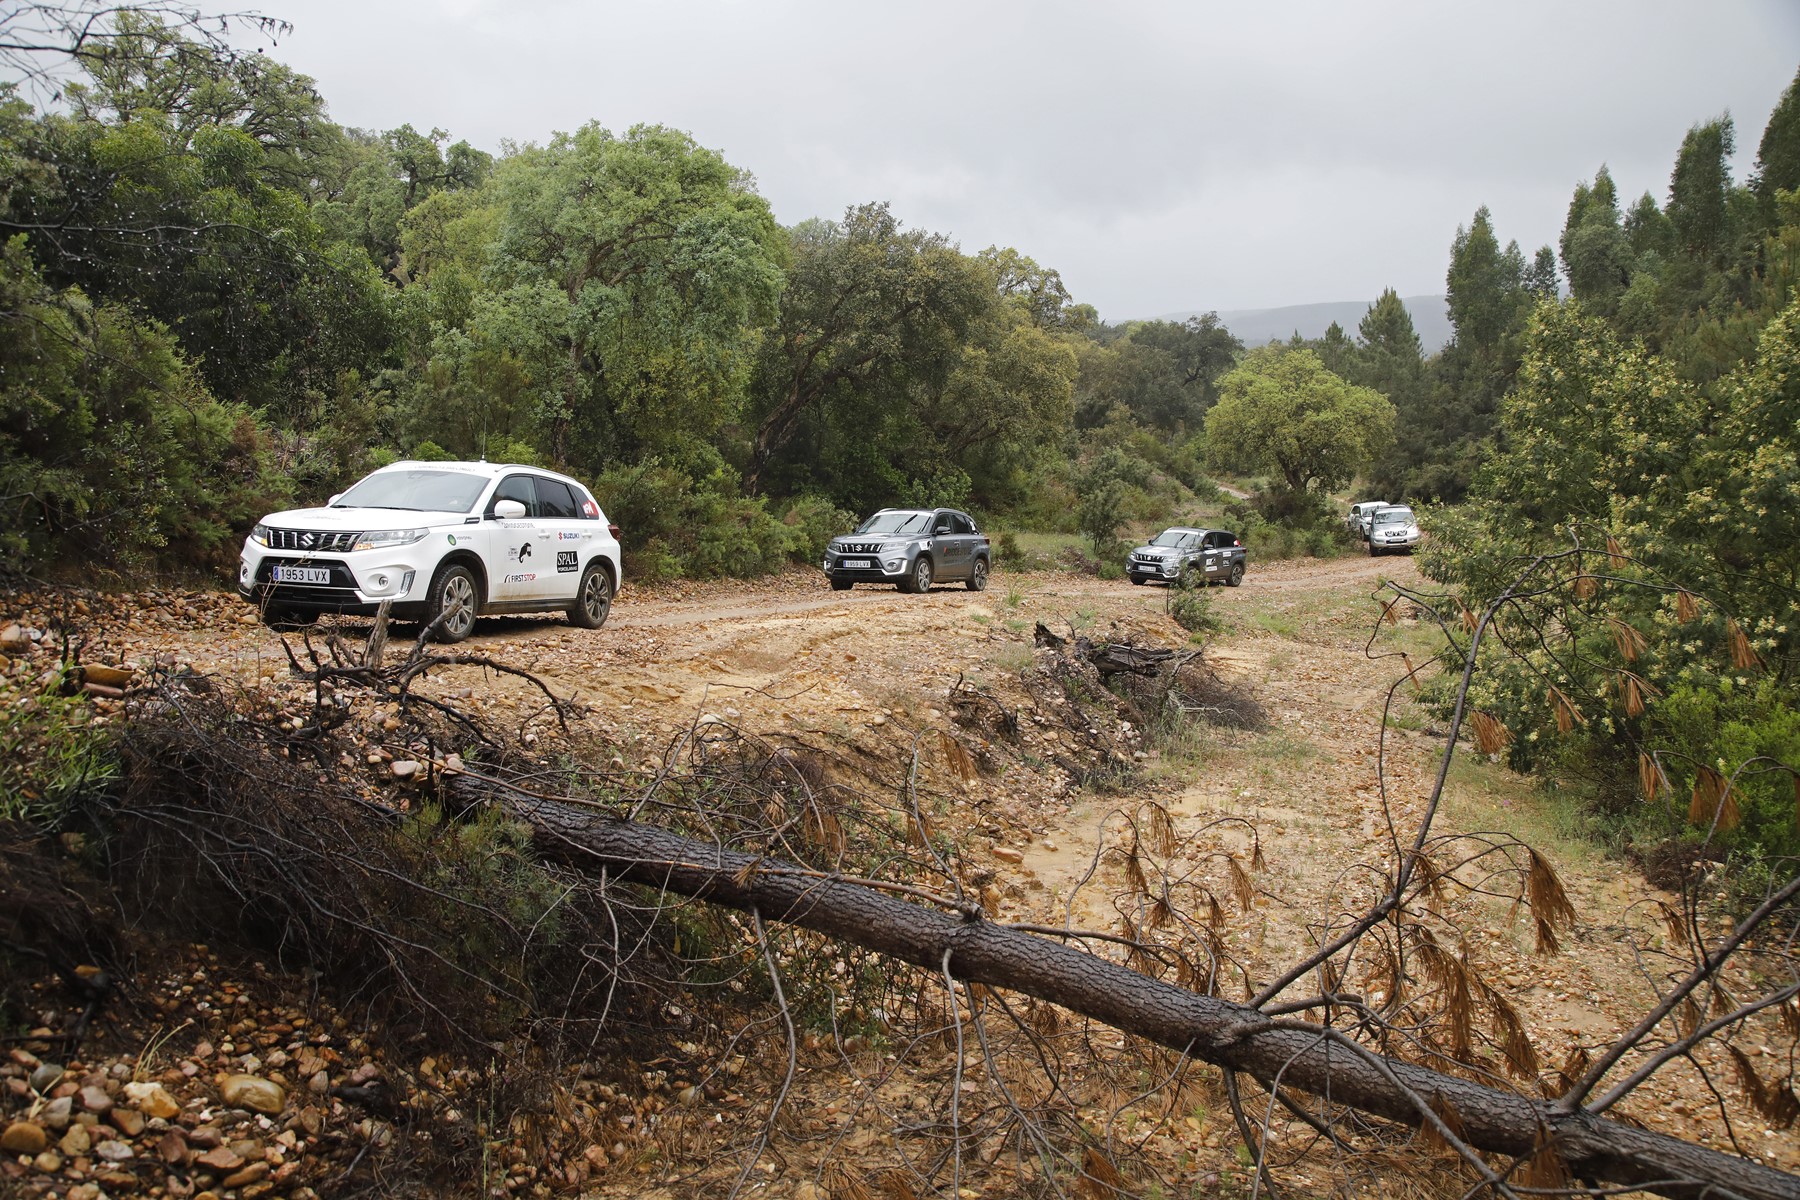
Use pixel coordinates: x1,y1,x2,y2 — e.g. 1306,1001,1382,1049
459,774,1800,1200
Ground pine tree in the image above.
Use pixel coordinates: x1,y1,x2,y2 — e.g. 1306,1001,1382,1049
1752,65,1800,214
1668,117,1737,266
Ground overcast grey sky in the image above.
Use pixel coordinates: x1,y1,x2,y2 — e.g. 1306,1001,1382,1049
267,1,1800,322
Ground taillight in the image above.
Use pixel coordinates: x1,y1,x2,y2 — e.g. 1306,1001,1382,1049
608,523,622,540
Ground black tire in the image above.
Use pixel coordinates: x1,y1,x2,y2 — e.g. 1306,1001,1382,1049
903,555,934,594
427,563,480,643
567,560,613,629
830,578,853,591
1130,576,1145,586
1226,562,1245,587
1369,544,1382,557
967,557,990,592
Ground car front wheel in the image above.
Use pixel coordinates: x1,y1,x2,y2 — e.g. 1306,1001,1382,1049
567,561,613,629
427,564,480,643
830,578,853,591
903,556,934,594
967,557,989,591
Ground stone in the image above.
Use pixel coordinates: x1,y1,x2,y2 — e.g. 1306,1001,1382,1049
188,1124,223,1149
77,1084,114,1115
220,1074,285,1115
93,1138,134,1161
223,1161,270,1188
390,760,420,779
306,1070,329,1095
0,624,27,652
123,1081,181,1120
990,845,1024,863
39,1096,72,1131
58,1123,91,1156
109,1107,145,1137
1,1121,48,1155
31,1150,61,1173
197,1145,244,1172
157,1130,188,1164
28,1062,64,1093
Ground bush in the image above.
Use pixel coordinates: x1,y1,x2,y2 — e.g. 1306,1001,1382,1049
1166,577,1220,635
0,245,290,575
590,456,829,580
0,670,117,830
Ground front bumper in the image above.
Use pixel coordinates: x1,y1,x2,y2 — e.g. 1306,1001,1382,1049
238,546,427,615
822,549,911,582
1372,534,1419,552
1127,556,1179,580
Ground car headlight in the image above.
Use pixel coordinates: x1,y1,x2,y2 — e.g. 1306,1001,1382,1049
250,523,271,547
352,528,428,552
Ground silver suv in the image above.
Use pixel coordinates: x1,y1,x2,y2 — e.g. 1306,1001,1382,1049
238,461,622,642
1367,505,1420,556
822,508,991,593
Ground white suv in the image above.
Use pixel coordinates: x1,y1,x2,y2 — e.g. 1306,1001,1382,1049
238,461,622,642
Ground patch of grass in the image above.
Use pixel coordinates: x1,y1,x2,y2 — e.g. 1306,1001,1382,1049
0,670,118,828
1252,609,1300,639
1004,585,1024,609
1072,605,1097,632
1438,752,1602,870
992,645,1036,674
1004,617,1030,635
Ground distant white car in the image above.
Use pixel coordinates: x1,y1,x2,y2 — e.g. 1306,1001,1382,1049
238,461,622,642
1347,500,1387,540
1367,505,1420,556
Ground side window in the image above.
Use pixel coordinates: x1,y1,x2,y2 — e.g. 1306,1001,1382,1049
1204,532,1225,549
933,513,953,534
951,513,975,535
1217,531,1238,547
491,474,536,516
535,477,579,519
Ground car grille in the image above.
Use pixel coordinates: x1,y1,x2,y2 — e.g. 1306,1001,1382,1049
838,542,886,555
266,528,360,553
1130,553,1162,564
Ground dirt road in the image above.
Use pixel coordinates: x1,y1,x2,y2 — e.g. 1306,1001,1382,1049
10,551,1791,1174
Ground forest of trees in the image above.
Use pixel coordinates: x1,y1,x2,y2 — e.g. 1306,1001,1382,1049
3,9,1799,869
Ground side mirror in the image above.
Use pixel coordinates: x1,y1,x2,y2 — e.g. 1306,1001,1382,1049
934,525,951,535
493,499,527,520
327,494,343,506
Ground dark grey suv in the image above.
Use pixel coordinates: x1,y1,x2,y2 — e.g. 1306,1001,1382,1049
822,508,991,593
1126,526,1246,587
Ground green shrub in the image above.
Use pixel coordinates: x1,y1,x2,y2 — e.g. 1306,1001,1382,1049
0,243,290,574
1166,578,1220,635
0,671,117,829
590,456,818,580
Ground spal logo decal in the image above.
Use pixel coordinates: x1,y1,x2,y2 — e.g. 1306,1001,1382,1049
556,551,578,573
504,573,537,583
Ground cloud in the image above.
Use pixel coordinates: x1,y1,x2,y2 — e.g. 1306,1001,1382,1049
272,0,1800,317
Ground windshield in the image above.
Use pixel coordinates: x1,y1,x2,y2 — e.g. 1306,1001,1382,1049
1372,508,1415,526
1151,529,1195,547
334,469,489,514
855,511,933,536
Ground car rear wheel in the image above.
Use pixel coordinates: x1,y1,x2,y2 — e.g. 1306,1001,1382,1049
1226,562,1245,587
427,564,479,643
830,578,853,591
567,561,613,630
966,557,989,591
903,556,934,594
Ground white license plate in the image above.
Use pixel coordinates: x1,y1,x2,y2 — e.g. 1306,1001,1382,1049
273,566,330,584
841,559,872,569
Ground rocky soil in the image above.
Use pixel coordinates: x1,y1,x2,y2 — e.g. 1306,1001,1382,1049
2,555,1795,1197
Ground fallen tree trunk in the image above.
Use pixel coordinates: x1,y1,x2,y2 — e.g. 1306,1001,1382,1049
483,781,1798,1200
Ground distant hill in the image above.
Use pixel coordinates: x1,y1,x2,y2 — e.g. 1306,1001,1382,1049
1155,295,1452,354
